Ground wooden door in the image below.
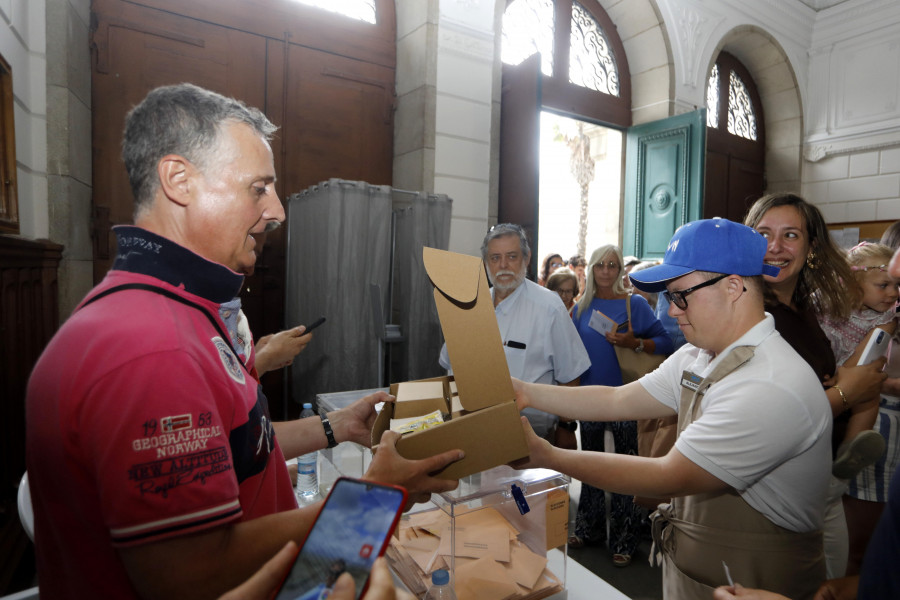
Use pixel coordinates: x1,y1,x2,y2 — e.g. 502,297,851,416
280,45,395,194
623,110,706,259
704,151,765,222
703,52,766,222
90,0,396,419
499,54,542,277
91,0,268,281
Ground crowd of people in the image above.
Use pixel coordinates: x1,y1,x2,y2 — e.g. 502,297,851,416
22,82,900,600
517,199,900,598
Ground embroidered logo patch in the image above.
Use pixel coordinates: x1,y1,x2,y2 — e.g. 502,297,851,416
213,336,245,384
161,414,192,432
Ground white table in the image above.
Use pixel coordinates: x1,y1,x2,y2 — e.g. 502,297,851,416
547,549,631,600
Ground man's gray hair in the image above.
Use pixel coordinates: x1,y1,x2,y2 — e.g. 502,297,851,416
481,223,531,259
122,83,278,215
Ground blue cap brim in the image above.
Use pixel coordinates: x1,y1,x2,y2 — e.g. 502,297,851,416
630,263,782,293
629,264,695,293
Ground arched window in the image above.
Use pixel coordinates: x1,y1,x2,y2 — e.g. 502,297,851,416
502,0,554,76
703,52,765,222
706,52,762,143
499,0,630,274
501,0,629,124
568,1,619,96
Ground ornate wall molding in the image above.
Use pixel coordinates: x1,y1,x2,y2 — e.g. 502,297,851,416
678,6,711,89
804,129,900,162
804,24,900,156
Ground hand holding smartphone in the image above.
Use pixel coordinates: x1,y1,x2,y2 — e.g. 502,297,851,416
273,477,407,600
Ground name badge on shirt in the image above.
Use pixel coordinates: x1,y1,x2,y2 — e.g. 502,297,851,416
681,370,703,392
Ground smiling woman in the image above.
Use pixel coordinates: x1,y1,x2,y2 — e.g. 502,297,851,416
745,192,887,579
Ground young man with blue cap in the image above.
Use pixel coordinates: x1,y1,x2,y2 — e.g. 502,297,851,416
512,218,832,599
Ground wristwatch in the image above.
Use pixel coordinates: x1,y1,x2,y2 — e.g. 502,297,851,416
634,338,645,353
558,420,578,432
319,413,339,449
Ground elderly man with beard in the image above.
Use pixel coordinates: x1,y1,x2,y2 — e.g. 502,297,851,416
439,223,590,440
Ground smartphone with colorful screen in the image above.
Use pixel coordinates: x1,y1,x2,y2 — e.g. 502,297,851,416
272,477,408,600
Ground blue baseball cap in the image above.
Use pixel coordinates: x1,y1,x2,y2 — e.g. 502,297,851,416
629,218,780,293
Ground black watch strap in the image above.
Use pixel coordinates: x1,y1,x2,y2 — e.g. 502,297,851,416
319,413,338,449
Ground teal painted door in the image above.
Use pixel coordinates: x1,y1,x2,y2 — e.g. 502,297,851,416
623,110,706,259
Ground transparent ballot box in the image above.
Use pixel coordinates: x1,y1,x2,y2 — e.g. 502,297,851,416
315,389,570,599
315,389,383,495
386,466,570,600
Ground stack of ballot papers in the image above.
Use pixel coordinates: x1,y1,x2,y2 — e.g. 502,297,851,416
386,507,563,600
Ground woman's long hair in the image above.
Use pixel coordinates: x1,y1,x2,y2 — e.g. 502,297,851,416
575,245,626,319
744,192,858,319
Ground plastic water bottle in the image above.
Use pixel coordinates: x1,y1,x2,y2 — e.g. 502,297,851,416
424,569,456,600
295,403,319,504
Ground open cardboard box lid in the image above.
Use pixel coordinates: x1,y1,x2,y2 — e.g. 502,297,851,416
370,247,528,479
423,247,515,410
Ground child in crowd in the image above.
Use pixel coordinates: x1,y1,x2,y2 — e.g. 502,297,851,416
822,241,900,576
819,242,897,478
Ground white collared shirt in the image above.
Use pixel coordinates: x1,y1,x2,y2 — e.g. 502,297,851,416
439,279,590,385
640,314,832,532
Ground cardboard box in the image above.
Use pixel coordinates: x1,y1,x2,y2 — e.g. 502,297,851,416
372,247,529,479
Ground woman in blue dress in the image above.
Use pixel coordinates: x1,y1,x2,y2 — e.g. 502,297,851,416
569,244,674,566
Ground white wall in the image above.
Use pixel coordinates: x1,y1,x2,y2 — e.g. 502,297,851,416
0,0,47,239
657,0,813,116
434,0,496,255
801,0,900,221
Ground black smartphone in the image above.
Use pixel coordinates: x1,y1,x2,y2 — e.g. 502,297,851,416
303,317,326,334
272,477,408,600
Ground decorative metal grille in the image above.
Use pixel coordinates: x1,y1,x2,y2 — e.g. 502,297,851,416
502,0,555,76
568,1,618,95
706,64,720,129
727,70,758,141
294,0,376,24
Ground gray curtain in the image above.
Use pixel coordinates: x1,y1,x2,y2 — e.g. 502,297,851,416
391,189,452,382
286,179,452,409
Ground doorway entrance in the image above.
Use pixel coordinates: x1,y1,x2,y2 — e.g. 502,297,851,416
537,111,622,266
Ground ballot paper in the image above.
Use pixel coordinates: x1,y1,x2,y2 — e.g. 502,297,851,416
507,541,548,590
436,523,511,561
589,308,624,336
388,505,563,600
455,557,520,600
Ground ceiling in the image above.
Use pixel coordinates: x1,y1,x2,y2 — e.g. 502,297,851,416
795,0,854,10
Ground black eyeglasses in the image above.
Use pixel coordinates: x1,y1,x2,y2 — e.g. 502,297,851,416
663,273,729,310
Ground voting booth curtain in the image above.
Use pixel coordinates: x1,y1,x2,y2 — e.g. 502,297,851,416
286,179,452,410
